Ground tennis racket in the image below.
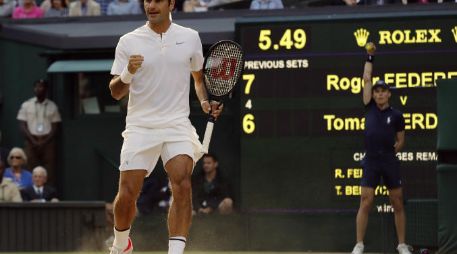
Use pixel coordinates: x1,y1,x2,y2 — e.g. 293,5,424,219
201,40,244,153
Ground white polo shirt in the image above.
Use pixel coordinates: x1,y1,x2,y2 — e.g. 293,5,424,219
17,98,61,136
111,22,204,129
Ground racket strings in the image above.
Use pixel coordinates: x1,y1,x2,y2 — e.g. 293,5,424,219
204,42,244,97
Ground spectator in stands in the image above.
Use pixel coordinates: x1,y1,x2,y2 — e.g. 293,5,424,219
192,154,233,215
21,166,58,202
44,0,68,17
96,0,110,14
0,0,15,17
0,160,22,202
69,0,100,16
39,0,67,12
250,0,283,9
137,173,171,215
12,0,44,19
340,0,393,5
182,0,238,12
182,0,206,12
3,147,32,190
17,79,61,186
107,0,141,15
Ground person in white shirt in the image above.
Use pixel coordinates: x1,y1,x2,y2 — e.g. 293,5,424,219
108,0,222,252
17,80,61,186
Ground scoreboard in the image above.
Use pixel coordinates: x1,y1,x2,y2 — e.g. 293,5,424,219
236,12,457,211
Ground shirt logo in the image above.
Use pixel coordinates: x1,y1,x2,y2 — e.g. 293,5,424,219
176,41,185,45
387,116,391,124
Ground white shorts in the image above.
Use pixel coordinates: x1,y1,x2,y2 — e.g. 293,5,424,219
119,120,204,176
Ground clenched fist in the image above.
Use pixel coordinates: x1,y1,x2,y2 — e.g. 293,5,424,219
127,55,144,74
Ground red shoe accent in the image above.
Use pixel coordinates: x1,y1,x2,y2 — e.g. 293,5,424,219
123,238,133,252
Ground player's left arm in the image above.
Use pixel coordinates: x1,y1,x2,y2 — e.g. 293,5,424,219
394,131,405,153
192,70,223,119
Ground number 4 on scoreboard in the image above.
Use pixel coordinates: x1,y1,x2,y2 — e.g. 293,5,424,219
245,99,252,109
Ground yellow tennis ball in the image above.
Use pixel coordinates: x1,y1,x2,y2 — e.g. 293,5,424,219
365,42,376,53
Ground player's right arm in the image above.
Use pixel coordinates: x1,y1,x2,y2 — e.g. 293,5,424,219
363,42,376,106
109,75,129,100
109,55,144,100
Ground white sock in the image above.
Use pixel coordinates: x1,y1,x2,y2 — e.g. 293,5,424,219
168,236,186,254
113,227,130,249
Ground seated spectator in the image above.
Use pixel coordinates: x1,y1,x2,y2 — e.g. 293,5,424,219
182,0,237,12
183,0,207,12
0,0,15,17
137,170,171,215
192,154,233,215
12,0,44,19
40,0,51,11
3,147,33,190
0,160,22,202
69,0,100,16
107,0,141,15
44,0,68,17
250,0,283,10
340,0,399,5
21,166,58,202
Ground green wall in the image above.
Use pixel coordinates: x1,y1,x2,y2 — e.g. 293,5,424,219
0,39,49,148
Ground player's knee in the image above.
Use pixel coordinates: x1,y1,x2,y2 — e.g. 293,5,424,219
118,184,140,203
171,178,192,199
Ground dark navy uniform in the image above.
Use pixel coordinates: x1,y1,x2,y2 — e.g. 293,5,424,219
361,99,405,189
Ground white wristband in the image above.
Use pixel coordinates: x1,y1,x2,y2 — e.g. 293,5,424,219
120,66,134,84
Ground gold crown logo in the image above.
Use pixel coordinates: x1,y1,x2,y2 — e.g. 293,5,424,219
354,28,370,47
452,26,457,43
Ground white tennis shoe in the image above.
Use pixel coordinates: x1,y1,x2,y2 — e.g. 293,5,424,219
351,242,364,254
109,238,133,254
397,243,412,254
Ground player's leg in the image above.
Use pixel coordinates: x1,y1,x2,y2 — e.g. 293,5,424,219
165,154,194,254
111,128,162,253
114,170,147,229
112,170,147,251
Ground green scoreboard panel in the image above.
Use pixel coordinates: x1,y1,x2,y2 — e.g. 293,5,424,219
236,12,457,211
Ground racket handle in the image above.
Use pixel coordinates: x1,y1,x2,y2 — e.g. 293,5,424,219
202,121,214,154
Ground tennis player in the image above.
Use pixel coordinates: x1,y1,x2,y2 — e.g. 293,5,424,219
351,43,411,254
108,0,222,252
